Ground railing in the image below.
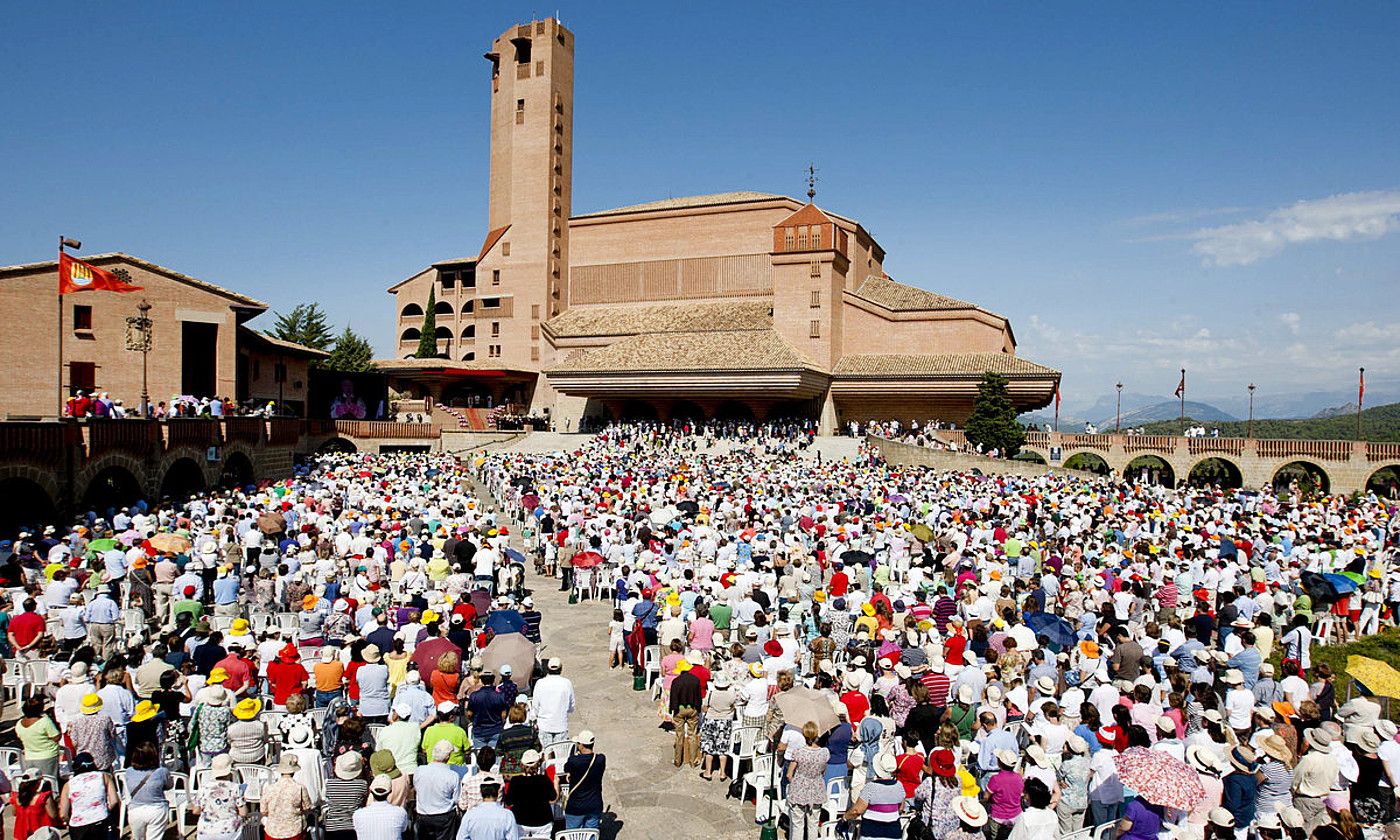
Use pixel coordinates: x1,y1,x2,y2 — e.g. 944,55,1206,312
1024,431,1050,447
85,420,162,458
267,419,302,446
0,422,73,467
164,419,221,449
1366,442,1400,462
222,417,265,444
1121,435,1178,453
1254,438,1355,462
1056,433,1111,452
333,421,439,439
1188,437,1245,456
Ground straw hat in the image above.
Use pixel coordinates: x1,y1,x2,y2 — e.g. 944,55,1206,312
1067,735,1089,755
362,644,381,663
521,749,542,768
1208,808,1235,829
334,751,364,780
210,754,235,780
233,697,262,720
1260,734,1293,764
1305,727,1333,751
278,754,300,775
1025,745,1050,769
302,594,318,611
994,748,1019,769
1186,744,1222,774
873,752,898,779
81,693,103,715
953,796,988,828
1227,746,1257,774
131,700,158,723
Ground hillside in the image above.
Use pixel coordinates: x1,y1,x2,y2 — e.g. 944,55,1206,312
1138,401,1400,441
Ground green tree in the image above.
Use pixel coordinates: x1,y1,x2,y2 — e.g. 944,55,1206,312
270,303,334,351
965,372,1026,456
415,288,439,358
325,326,376,372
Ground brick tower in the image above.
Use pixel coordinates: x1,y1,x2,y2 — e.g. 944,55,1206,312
477,19,573,369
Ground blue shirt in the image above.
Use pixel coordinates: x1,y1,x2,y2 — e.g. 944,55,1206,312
83,595,120,624
454,801,519,840
1227,647,1262,689
978,727,1019,772
213,576,241,605
395,683,437,724
413,763,461,816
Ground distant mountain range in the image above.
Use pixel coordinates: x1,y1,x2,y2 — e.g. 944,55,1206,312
1136,401,1400,442
1024,381,1400,428
1021,392,1236,430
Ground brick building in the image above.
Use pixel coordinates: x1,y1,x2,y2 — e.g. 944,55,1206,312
385,18,1059,431
0,253,325,418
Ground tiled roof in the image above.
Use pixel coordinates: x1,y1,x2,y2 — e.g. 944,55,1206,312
850,275,977,312
477,225,511,263
573,191,785,218
0,252,267,309
238,326,331,357
372,358,517,372
544,301,772,338
832,352,1059,378
548,329,820,373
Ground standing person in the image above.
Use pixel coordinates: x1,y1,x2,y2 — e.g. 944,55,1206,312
356,645,391,724
352,775,409,840
15,697,61,779
413,742,463,840
562,731,606,830
57,752,118,840
123,742,174,840
983,750,1025,840
10,770,59,840
190,754,247,840
699,671,738,781
668,659,703,768
502,750,556,838
454,772,516,840
324,752,369,840
531,658,575,748
1055,736,1092,835
261,754,314,840
67,694,116,771
785,721,831,840
841,752,904,840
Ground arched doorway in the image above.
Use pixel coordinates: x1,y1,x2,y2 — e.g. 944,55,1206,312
317,438,357,454
1013,451,1047,465
1125,455,1175,487
618,400,659,422
82,466,145,512
1365,465,1400,498
1272,461,1330,496
221,452,255,489
713,401,755,423
670,400,705,424
160,458,207,501
1187,457,1244,489
1064,452,1112,475
0,478,57,534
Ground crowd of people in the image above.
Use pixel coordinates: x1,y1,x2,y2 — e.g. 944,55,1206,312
62,392,285,419
0,451,605,840
474,421,1400,840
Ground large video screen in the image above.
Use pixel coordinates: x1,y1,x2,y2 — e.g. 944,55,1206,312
307,369,390,420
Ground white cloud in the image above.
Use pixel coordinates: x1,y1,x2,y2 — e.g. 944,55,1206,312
1280,312,1301,334
1187,190,1400,266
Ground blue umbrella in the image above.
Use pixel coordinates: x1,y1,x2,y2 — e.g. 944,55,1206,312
485,609,527,635
1023,612,1076,649
504,547,526,564
1321,573,1359,595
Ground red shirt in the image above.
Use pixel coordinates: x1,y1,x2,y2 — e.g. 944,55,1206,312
829,571,850,597
919,672,950,707
267,660,309,706
214,653,254,694
10,612,45,649
840,690,870,724
894,752,924,798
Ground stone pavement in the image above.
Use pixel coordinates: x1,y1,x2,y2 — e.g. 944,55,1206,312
475,481,761,840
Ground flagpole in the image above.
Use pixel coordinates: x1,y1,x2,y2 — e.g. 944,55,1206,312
1179,368,1186,435
57,236,65,418
1357,366,1365,441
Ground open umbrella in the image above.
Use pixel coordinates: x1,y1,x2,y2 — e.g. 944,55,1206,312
572,550,605,569
839,549,874,566
520,493,541,510
1346,655,1400,699
1321,573,1359,595
469,589,493,616
1023,612,1076,649
888,494,909,505
798,515,815,530
504,547,526,564
86,538,120,554
256,512,285,535
481,632,538,683
649,508,678,528
911,523,934,543
676,500,700,516
147,533,191,554
1112,747,1205,811
485,609,527,635
510,476,533,489
773,687,840,735
1007,625,1040,652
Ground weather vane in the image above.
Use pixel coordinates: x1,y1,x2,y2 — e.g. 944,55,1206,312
806,164,818,202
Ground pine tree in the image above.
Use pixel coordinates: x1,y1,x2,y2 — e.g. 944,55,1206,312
964,372,1026,457
270,303,335,350
415,287,439,358
325,326,376,372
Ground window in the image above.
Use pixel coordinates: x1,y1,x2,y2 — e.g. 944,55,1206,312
797,228,808,250
72,304,92,331
463,351,476,362
534,60,544,76
531,346,539,361
501,241,510,257
69,361,96,393
516,98,525,112
488,344,501,358
491,321,500,337
515,99,525,125
463,325,475,339
809,320,821,338
809,260,821,278
810,225,822,249
492,270,501,286
462,299,474,314
783,228,795,250
482,297,501,309
463,269,476,289
530,324,539,340
440,271,455,289
810,290,821,308
531,304,540,320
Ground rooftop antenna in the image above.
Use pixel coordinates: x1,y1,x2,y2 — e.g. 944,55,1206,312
806,164,819,202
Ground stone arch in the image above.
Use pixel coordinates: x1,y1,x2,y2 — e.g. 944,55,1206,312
670,400,706,423
1125,454,1175,487
1365,464,1400,497
714,401,756,422
1272,460,1330,495
79,461,146,512
434,299,454,316
400,303,423,318
1013,450,1047,465
461,324,476,340
399,327,421,343
0,473,58,533
221,450,255,488
1187,456,1244,489
158,456,207,500
317,437,358,454
1063,451,1112,475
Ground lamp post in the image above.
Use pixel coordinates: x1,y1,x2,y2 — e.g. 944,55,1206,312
125,298,153,417
1115,382,1123,433
1247,383,1256,439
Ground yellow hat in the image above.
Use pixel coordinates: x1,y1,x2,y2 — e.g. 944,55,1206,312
233,697,263,720
666,593,681,607
230,618,251,636
81,693,103,714
861,603,875,617
673,660,693,674
421,610,439,625
302,594,319,611
813,591,827,603
207,667,230,685
132,700,158,723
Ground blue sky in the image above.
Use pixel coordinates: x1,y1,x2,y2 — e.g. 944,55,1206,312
4,2,1399,414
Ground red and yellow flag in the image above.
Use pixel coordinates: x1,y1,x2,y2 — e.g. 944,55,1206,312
58,252,143,294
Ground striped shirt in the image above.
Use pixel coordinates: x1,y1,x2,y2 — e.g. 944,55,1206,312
322,778,368,832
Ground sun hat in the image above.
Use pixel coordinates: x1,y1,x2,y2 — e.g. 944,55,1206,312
370,749,401,779
278,754,300,775
521,749,542,767
763,640,783,657
362,644,381,663
335,751,364,780
233,697,262,720
230,618,250,636
1026,745,1050,768
874,752,899,779
436,700,457,714
1208,808,1235,829
208,753,235,780
957,684,975,703
1035,676,1056,695
1259,663,1274,677
574,730,596,746
302,594,318,610
131,700,158,723
1279,807,1305,829
953,796,988,828
1305,727,1333,751
750,662,765,678
1376,720,1398,741
1256,811,1282,831
1067,735,1089,755
673,659,692,674
713,671,731,689
81,693,102,715
1156,715,1177,734
1261,734,1293,764
207,667,230,685
205,686,230,706
1228,746,1257,773
1201,709,1224,726
1222,669,1244,685
369,774,393,796
1355,730,1382,752
1096,725,1121,746
994,748,1019,769
930,748,957,777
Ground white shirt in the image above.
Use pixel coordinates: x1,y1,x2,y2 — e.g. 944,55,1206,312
530,673,575,733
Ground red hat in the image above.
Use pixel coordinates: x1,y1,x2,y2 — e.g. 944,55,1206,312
763,640,783,657
930,748,957,777
1097,725,1121,746
183,585,196,596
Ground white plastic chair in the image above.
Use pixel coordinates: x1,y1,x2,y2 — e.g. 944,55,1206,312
642,646,660,689
0,747,22,777
210,616,234,632
1,659,23,704
554,830,599,840
250,613,274,634
1061,828,1094,840
541,739,575,773
823,776,849,820
124,609,146,634
167,771,192,835
20,660,48,698
1091,822,1118,840
277,613,300,632
741,753,776,803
